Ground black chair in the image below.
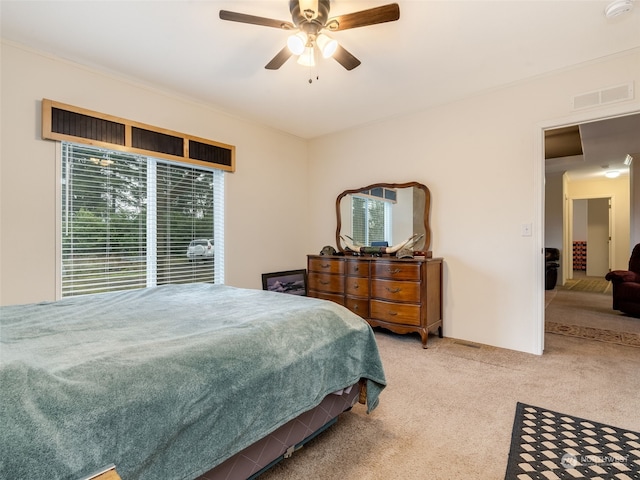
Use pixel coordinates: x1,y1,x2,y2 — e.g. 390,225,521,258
545,248,560,290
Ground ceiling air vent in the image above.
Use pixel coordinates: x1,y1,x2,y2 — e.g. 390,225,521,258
572,83,634,110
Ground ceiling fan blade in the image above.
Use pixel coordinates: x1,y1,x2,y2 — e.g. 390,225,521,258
326,3,400,31
219,10,295,30
333,44,361,71
265,46,293,70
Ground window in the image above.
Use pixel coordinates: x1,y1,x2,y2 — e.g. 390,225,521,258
351,194,392,246
60,142,224,297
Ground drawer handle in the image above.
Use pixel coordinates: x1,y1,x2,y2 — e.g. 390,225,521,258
388,311,398,316
353,305,359,311
385,287,402,293
353,284,359,289
353,266,359,272
320,280,330,285
320,263,331,269
388,268,401,274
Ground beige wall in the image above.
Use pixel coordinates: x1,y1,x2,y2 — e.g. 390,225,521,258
307,50,640,354
0,42,309,305
2,40,639,355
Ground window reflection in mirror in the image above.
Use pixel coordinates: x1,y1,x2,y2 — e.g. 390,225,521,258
336,182,430,253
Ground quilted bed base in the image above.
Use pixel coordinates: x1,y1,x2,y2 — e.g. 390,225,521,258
196,383,361,480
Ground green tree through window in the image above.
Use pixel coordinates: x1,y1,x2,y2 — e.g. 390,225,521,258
61,142,224,296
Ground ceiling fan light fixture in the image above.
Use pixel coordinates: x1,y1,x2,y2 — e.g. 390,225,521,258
316,33,338,58
287,32,307,55
219,1,401,72
297,46,316,67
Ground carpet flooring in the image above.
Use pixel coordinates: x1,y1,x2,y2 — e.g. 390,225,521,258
545,278,640,348
257,332,640,480
505,402,640,479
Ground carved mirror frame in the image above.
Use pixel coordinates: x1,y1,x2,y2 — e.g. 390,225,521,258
335,181,431,253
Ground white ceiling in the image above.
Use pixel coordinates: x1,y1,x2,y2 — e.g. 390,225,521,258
2,0,639,142
0,0,640,178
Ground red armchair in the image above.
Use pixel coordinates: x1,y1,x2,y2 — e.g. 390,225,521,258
605,243,640,317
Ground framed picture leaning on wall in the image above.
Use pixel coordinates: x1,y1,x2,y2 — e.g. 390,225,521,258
261,269,307,296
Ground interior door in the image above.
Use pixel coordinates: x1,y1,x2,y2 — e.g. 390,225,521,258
586,197,610,276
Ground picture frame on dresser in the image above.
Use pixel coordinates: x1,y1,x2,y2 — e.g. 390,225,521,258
262,269,307,296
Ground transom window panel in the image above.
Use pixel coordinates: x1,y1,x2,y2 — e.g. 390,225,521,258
61,142,224,297
43,99,236,172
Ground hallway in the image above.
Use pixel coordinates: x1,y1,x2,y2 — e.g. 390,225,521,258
545,274,640,348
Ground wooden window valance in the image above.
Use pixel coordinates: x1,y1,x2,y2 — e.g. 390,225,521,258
41,99,235,172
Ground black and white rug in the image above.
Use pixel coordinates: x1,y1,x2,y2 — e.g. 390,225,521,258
505,402,640,479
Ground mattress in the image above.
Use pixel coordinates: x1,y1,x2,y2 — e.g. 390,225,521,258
0,284,386,480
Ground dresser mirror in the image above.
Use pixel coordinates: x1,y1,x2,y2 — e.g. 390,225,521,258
335,182,431,253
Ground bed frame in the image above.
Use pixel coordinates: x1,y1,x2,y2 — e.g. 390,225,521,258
197,381,362,479
82,465,121,480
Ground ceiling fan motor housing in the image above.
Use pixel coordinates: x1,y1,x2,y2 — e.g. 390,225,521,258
289,0,331,34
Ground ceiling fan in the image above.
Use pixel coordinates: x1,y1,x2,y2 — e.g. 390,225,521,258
219,0,400,71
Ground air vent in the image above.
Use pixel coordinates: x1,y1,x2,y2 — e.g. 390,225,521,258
572,83,634,110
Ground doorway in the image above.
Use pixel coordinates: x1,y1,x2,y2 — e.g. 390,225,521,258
568,197,611,280
539,108,640,354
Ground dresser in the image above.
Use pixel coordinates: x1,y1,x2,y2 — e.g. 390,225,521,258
308,255,443,348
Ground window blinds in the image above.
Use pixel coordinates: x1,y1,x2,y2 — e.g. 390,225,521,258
351,195,389,246
61,142,224,297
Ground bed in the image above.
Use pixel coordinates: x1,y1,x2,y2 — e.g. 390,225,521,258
0,283,386,480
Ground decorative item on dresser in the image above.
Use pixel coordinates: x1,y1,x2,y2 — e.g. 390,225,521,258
308,181,444,348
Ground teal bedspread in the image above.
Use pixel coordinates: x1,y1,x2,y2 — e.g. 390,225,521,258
0,284,386,480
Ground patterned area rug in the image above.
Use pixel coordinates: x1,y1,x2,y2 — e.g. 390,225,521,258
505,403,640,479
546,321,640,348
545,285,640,348
561,278,611,294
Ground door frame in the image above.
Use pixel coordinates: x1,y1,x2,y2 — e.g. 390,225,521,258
535,101,640,354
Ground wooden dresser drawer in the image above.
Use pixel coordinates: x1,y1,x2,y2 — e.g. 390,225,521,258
308,258,344,275
371,278,420,302
345,297,369,318
370,300,421,326
346,259,369,277
345,277,370,297
308,253,443,348
372,261,421,281
312,291,345,306
308,272,344,294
